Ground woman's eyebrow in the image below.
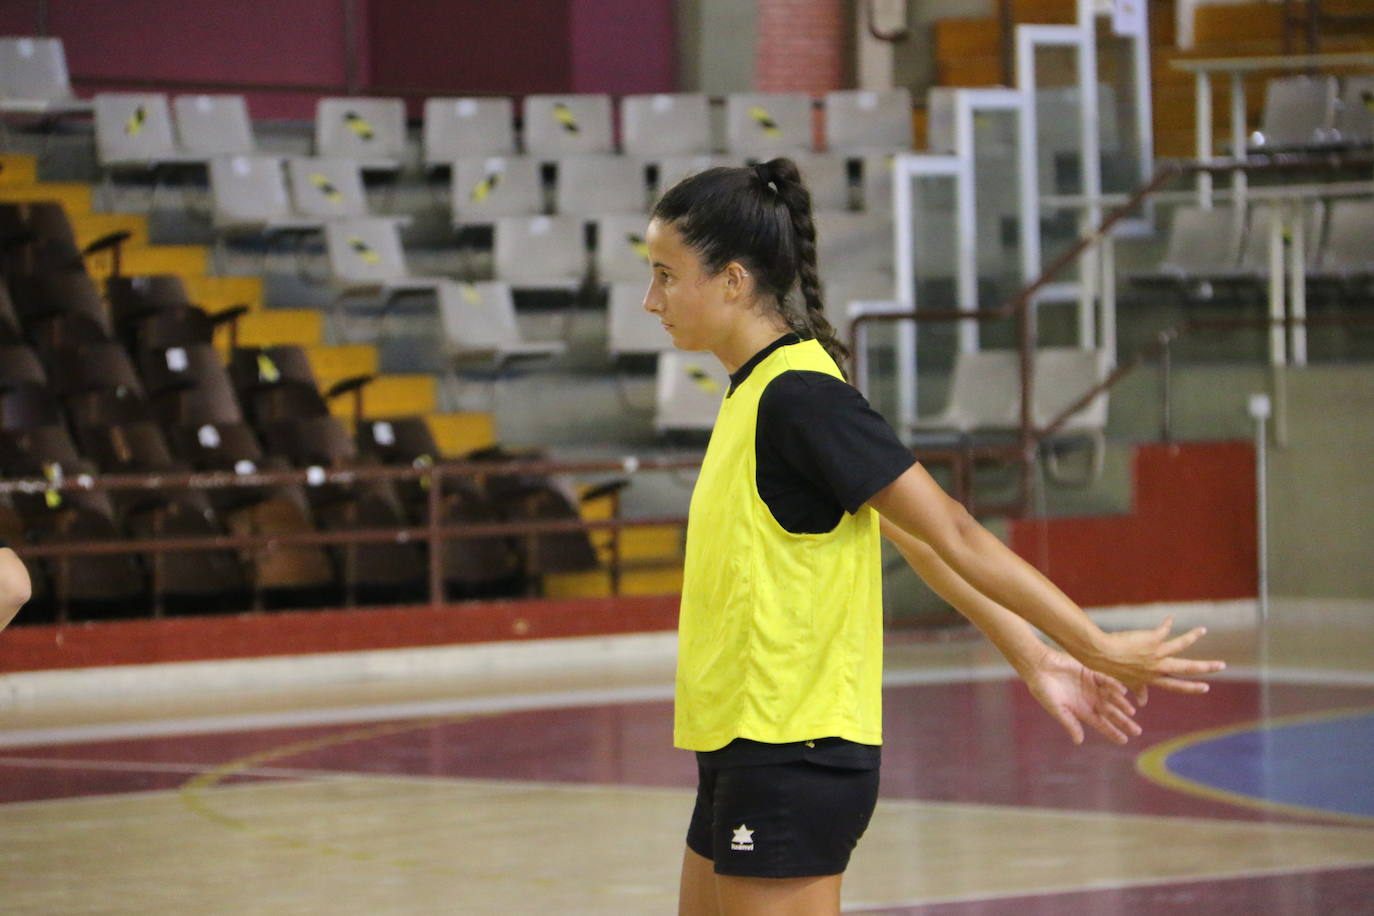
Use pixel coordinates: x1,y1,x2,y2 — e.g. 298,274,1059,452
651,261,672,270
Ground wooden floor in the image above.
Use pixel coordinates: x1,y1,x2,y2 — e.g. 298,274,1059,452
2,599,1373,914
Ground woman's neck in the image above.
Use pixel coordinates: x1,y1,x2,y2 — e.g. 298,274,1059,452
712,311,792,374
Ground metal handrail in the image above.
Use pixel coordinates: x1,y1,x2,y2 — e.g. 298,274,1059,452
850,151,1374,515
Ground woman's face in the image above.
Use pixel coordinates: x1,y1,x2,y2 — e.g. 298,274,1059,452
642,219,736,353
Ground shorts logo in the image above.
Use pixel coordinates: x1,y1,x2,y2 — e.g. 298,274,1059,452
730,824,755,852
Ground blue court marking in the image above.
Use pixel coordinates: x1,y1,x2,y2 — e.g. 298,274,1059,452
1137,707,1374,824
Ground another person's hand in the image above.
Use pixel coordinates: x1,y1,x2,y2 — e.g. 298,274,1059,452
1024,645,1141,745
1081,615,1225,704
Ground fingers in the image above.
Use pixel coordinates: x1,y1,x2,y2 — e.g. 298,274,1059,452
1159,656,1226,677
1135,684,1149,706
1160,626,1208,656
1152,676,1213,694
1053,705,1085,746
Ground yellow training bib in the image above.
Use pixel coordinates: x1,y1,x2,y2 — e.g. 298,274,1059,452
674,339,884,751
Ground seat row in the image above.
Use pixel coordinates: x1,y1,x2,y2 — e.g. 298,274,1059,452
1251,74,1374,152
210,151,894,238
1132,198,1374,305
88,88,914,173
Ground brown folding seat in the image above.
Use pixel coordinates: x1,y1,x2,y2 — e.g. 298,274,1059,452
31,493,147,622
125,496,250,615
129,304,248,354
106,273,192,325
0,201,131,280
230,344,371,429
11,271,112,338
138,342,244,430
223,486,339,609
50,341,145,411
435,475,523,599
0,284,24,343
0,344,46,390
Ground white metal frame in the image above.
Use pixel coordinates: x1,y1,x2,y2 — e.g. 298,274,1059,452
884,152,975,433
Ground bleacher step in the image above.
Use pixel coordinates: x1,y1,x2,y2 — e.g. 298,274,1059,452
227,309,323,349
325,374,437,418
425,412,497,456
0,154,38,186
0,182,92,214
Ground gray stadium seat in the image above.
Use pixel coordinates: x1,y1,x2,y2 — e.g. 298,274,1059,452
1129,206,1242,300
436,281,566,368
654,155,736,199
910,349,1021,436
606,283,670,356
621,93,713,157
555,155,648,217
1252,76,1339,151
1312,198,1374,283
655,351,730,434
95,93,198,168
423,97,517,165
786,153,852,212
524,94,614,157
858,154,895,213
595,214,653,284
450,155,545,224
286,157,370,220
726,92,813,156
323,217,443,296
172,94,255,157
315,97,406,171
824,89,913,154
1336,75,1374,147
492,216,587,289
208,155,321,235
815,210,894,283
0,37,90,114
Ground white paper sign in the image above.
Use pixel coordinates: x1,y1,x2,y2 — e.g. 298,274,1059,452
372,421,395,446
457,99,478,118
165,347,188,372
197,424,221,448
234,459,257,475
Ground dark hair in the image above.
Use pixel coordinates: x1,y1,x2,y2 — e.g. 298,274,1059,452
652,157,849,376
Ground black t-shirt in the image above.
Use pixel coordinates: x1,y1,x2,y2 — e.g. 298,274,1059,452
704,335,916,770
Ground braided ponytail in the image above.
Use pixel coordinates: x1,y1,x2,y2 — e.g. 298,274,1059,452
758,158,850,378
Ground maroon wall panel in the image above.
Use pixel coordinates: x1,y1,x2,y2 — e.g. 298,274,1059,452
41,0,357,119
569,0,676,95
367,0,572,101
0,3,42,34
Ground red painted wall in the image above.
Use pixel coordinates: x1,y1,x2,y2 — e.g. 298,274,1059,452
7,0,676,121
569,0,676,95
1009,442,1259,607
367,0,572,105
42,0,361,119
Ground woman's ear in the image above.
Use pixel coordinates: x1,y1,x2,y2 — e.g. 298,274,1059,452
721,261,751,302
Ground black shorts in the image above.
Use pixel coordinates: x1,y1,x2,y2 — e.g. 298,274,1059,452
685,757,880,878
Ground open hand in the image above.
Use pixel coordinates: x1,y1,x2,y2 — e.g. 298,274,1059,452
1083,615,1226,704
1025,646,1141,745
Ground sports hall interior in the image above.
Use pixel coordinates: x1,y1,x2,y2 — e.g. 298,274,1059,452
1,1,1373,913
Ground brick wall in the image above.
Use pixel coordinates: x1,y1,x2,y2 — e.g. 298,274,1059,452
755,0,848,93
755,0,849,147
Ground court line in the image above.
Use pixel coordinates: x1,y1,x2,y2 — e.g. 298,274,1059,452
840,860,1374,913
1135,705,1374,827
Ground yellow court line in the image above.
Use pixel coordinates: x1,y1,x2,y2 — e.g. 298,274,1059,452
1136,705,1374,828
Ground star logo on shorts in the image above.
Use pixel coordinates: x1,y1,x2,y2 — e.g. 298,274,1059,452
730,824,755,851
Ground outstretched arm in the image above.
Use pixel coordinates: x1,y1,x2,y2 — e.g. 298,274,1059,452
870,464,1224,696
881,517,1139,744
0,546,32,632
